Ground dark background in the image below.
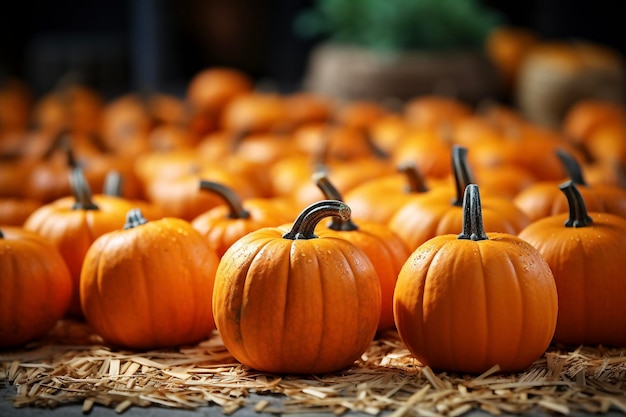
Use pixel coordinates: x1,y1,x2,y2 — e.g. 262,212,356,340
1,0,625,100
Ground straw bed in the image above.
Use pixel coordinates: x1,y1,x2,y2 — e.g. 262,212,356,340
2,320,626,416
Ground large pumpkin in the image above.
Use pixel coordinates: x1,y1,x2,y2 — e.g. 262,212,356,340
80,209,220,350
213,200,381,374
0,227,72,347
393,184,558,373
518,181,626,346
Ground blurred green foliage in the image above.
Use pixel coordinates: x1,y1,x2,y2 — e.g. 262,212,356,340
294,0,503,52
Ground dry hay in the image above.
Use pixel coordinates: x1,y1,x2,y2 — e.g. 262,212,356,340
1,320,626,416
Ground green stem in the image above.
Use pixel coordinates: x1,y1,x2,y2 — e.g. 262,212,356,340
312,171,358,231
198,180,250,219
458,184,489,241
397,161,428,193
124,208,148,230
70,167,99,210
282,200,351,240
560,180,593,228
556,149,586,185
103,171,123,197
451,145,474,207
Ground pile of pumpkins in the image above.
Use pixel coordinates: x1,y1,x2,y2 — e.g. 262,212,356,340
2,68,626,376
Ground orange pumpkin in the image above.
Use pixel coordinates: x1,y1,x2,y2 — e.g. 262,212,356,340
191,180,294,257
394,184,558,373
213,200,381,374
313,173,410,332
514,149,626,221
343,162,436,225
80,209,219,349
0,227,72,347
518,181,626,346
23,168,133,317
0,198,43,226
389,146,530,251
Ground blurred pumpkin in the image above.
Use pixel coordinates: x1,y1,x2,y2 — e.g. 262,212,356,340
0,227,72,347
191,180,294,258
313,172,411,332
23,167,134,317
389,146,530,251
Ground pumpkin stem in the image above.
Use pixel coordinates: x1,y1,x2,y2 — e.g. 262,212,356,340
362,127,389,159
103,171,123,196
560,180,593,228
283,200,351,240
228,129,250,153
0,229,4,239
70,167,99,211
556,149,586,186
312,171,359,231
198,180,250,219
397,161,428,193
458,184,489,241
124,208,148,229
451,145,474,207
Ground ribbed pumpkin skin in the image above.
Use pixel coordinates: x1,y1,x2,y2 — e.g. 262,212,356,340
519,212,626,346
80,217,219,350
0,227,72,347
315,221,410,332
213,226,381,374
393,232,558,374
23,195,133,317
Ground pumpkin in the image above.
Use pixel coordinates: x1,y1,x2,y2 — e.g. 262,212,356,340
403,95,472,130
213,200,381,374
313,172,411,332
393,184,558,373
23,167,133,317
343,161,438,225
0,227,72,347
392,125,453,180
80,209,220,350
518,181,626,346
561,98,626,147
0,198,43,226
389,146,530,251
191,180,294,257
514,149,626,221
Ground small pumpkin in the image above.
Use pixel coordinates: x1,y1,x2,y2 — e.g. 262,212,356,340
0,227,72,347
389,146,530,251
213,200,381,374
313,172,411,332
23,167,133,317
514,149,626,221
80,209,220,350
393,184,558,373
191,180,294,257
518,181,626,346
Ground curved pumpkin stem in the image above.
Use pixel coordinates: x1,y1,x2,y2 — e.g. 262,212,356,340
227,129,250,153
312,171,358,232
397,161,428,193
458,184,489,241
556,149,586,186
451,145,474,207
362,127,389,160
0,229,4,239
560,180,593,228
124,208,148,230
283,200,351,240
70,167,99,211
198,180,250,219
103,171,123,197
